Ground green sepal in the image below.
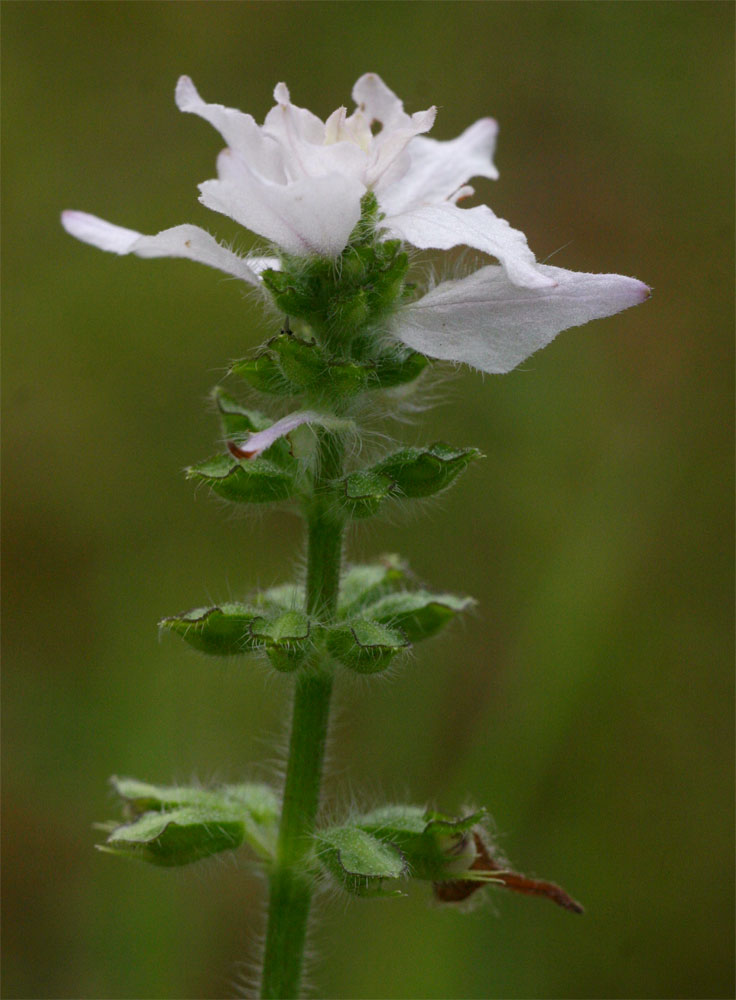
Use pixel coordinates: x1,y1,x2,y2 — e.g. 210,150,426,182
159,603,260,656
340,470,396,519
186,454,298,504
100,808,245,867
229,351,296,396
362,590,476,643
338,444,481,518
335,803,584,911
257,582,306,611
326,618,409,674
261,213,409,340
371,350,429,389
324,350,429,397
212,386,271,438
373,443,483,499
355,805,488,881
101,778,279,866
317,825,407,897
337,555,409,616
231,336,427,404
246,332,423,401
249,610,313,672
269,331,324,387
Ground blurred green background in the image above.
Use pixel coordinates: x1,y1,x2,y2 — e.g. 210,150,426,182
3,2,733,998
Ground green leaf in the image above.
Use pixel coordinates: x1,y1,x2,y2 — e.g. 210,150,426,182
363,590,476,642
318,825,407,896
326,619,409,674
340,470,395,519
104,779,280,864
373,443,482,499
186,454,298,504
159,603,260,656
337,556,409,617
250,610,313,672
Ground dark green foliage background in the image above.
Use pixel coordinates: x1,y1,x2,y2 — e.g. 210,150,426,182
2,2,733,997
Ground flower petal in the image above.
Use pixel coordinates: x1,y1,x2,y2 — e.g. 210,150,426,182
352,74,412,130
351,73,437,189
383,203,555,289
61,210,142,253
228,409,324,460
393,264,650,374
61,211,263,284
175,76,286,183
199,164,364,257
266,82,326,146
378,118,499,217
365,107,437,189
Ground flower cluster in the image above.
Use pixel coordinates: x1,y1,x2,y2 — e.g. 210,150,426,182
62,73,648,375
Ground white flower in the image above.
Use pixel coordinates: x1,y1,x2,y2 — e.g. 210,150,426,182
62,73,649,374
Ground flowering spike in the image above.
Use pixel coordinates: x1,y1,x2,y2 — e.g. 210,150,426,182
69,71,644,998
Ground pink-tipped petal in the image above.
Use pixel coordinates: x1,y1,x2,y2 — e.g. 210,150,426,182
394,264,650,374
229,410,324,459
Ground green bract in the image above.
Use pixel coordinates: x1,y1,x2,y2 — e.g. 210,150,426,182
161,557,473,674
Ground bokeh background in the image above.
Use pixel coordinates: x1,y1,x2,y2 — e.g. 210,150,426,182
3,3,733,998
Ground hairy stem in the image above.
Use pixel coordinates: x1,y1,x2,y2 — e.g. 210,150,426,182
260,432,345,999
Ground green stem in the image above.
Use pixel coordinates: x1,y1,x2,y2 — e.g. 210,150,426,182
260,432,345,1000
